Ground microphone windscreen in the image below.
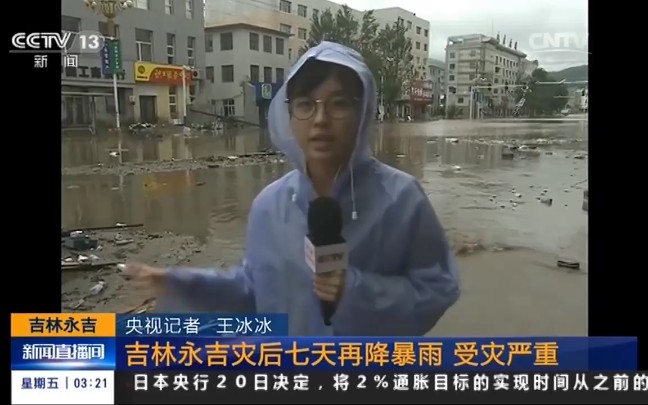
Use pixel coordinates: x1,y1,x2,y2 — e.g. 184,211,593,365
307,197,343,242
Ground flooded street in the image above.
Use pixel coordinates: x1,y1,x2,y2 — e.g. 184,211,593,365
62,119,588,336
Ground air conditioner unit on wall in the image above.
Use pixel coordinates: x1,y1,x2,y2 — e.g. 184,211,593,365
191,69,202,80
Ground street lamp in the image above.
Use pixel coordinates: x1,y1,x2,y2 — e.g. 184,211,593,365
469,77,488,121
84,0,133,37
379,57,395,122
84,0,133,132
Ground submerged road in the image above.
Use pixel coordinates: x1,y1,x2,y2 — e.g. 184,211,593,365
61,119,588,336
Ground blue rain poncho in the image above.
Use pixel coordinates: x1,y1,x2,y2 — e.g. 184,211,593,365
162,41,460,336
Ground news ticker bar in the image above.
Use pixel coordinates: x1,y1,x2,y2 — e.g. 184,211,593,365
11,336,638,371
12,372,647,405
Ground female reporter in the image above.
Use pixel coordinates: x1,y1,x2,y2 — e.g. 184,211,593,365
125,41,460,336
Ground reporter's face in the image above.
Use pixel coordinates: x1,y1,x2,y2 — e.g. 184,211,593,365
289,76,360,166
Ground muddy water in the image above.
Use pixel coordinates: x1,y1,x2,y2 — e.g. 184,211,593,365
61,119,587,168
62,120,588,335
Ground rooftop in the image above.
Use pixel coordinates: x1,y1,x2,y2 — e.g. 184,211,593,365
204,23,291,37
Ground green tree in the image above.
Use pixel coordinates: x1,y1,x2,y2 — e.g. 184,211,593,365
302,6,358,53
376,18,414,116
302,6,415,120
515,68,568,116
356,11,381,78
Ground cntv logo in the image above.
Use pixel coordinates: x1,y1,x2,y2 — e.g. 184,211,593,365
528,32,589,55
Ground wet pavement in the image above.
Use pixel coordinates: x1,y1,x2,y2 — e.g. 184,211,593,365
62,119,588,336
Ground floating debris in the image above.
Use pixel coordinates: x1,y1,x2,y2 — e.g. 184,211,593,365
89,281,106,296
540,197,553,206
557,259,580,270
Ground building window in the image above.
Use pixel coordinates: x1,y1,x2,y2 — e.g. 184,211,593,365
220,32,233,50
169,86,178,119
298,4,307,17
298,28,307,40
449,75,455,81
280,24,291,34
185,0,193,19
424,29,428,37
449,52,456,58
416,26,421,35
276,38,284,55
187,36,195,66
407,21,412,30
424,44,427,51
263,35,272,53
189,85,196,104
221,65,234,82
135,29,153,61
249,33,259,50
223,99,235,117
165,0,173,14
415,41,420,50
62,16,80,52
280,0,291,13
135,0,150,10
205,34,213,52
312,9,319,18
250,65,260,82
288,48,292,59
98,21,119,38
263,67,272,83
167,34,175,64
206,66,214,83
276,68,285,83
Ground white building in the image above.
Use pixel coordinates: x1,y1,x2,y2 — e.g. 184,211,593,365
428,58,445,111
204,23,291,124
445,33,536,118
371,7,430,80
204,0,430,79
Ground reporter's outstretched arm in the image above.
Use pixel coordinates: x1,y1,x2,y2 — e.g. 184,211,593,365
159,199,266,313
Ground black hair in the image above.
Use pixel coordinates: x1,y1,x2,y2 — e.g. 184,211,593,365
286,59,364,100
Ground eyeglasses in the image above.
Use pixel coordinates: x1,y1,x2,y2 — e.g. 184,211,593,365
285,96,360,120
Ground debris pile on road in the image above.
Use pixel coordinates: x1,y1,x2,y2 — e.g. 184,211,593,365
61,151,286,176
128,122,156,135
61,223,203,313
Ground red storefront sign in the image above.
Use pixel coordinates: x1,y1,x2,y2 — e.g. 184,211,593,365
410,80,433,103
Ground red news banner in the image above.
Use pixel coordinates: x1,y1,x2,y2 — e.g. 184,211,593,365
10,313,648,404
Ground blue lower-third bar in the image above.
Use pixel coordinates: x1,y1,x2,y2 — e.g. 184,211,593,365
116,313,289,337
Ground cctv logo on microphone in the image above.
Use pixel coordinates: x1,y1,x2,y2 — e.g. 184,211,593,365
304,237,348,274
318,253,345,263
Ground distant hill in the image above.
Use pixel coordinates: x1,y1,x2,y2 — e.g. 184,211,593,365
547,65,588,85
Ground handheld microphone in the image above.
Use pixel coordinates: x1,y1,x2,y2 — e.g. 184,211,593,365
304,197,347,327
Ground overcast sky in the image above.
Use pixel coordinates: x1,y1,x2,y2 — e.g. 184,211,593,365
334,0,588,71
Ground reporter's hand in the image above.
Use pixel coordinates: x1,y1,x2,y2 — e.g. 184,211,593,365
123,263,168,295
314,270,345,302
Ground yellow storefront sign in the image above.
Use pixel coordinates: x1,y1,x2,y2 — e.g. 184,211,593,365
134,61,192,85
